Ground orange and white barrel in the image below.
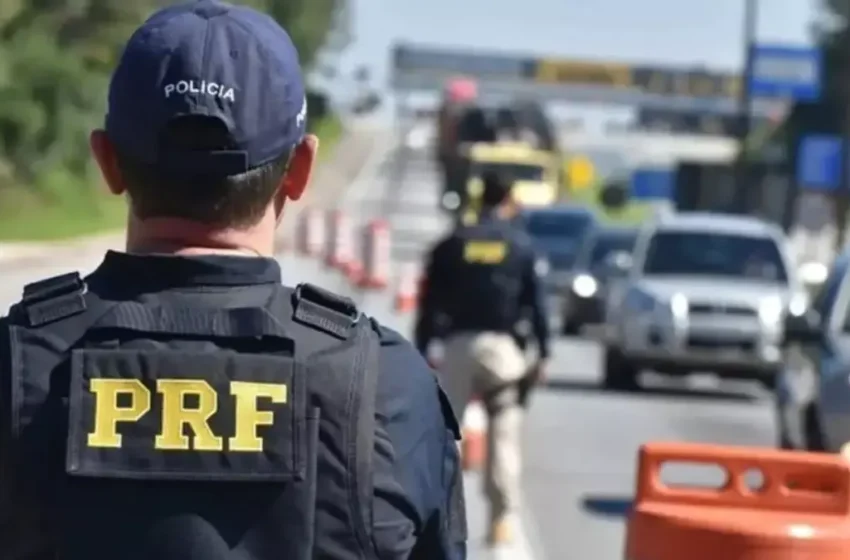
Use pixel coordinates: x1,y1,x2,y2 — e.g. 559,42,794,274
358,219,391,289
297,207,325,257
324,209,355,270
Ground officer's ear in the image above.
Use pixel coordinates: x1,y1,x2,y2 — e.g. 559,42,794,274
90,129,126,196
279,134,318,204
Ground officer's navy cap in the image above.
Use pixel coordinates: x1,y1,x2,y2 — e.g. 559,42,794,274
106,0,307,175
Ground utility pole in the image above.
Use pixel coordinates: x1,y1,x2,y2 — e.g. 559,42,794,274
733,0,757,212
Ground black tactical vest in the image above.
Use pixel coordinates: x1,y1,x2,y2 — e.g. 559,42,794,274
5,272,384,559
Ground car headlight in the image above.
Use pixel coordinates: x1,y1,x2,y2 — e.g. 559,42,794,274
799,262,828,285
670,292,688,318
572,274,597,297
441,191,460,210
758,297,783,323
788,292,809,317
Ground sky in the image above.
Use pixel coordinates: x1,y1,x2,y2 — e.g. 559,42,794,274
312,0,823,179
320,0,823,174
338,0,816,83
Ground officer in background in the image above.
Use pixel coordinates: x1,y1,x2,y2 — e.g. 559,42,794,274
415,171,551,546
0,2,465,559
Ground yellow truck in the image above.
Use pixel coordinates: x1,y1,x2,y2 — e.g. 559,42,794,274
461,141,565,224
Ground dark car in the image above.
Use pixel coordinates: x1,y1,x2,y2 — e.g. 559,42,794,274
777,250,850,453
561,226,638,335
519,205,596,291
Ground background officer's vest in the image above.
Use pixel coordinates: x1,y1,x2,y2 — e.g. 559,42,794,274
444,222,526,329
4,273,383,559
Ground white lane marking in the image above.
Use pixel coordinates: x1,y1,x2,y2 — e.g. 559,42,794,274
516,495,547,560
486,496,539,560
461,466,538,560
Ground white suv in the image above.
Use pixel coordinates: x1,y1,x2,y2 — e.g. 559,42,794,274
602,212,807,392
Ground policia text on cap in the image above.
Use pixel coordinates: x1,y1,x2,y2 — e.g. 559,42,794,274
415,171,552,546
0,2,466,559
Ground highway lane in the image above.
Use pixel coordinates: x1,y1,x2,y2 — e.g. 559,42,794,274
0,122,783,560
328,130,782,560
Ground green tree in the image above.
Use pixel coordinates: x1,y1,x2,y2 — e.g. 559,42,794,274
0,0,343,197
781,1,847,137
759,1,847,181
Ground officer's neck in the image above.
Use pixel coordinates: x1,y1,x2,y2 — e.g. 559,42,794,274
125,213,276,257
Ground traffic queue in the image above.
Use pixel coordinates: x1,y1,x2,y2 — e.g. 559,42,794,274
287,74,850,556
429,76,850,556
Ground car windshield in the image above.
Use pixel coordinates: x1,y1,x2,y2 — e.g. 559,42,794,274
522,210,593,269
524,211,593,238
642,230,788,282
579,232,637,267
471,161,544,182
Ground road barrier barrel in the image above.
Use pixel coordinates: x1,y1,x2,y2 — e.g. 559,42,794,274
394,263,420,312
357,219,391,289
297,207,324,257
324,209,355,270
626,442,850,560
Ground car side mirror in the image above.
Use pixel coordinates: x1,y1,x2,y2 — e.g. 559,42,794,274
783,308,823,346
603,251,632,274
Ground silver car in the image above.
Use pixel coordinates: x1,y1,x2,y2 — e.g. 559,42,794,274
602,212,808,392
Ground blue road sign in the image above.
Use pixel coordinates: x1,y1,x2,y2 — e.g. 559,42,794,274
630,168,674,200
749,45,821,100
797,135,843,190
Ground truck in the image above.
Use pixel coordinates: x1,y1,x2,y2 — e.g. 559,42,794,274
434,80,561,215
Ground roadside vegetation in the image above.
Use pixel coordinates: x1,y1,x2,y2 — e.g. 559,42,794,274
0,0,345,242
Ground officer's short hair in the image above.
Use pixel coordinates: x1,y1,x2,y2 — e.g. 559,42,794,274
105,2,307,230
480,171,513,207
114,116,292,229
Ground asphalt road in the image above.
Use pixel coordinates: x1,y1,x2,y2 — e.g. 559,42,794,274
0,122,781,560
325,127,781,560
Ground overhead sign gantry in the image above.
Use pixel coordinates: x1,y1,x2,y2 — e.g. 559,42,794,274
390,43,784,117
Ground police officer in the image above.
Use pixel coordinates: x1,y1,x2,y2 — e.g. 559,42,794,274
0,2,465,558
415,171,551,546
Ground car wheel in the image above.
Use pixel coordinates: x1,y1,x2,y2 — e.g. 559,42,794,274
561,318,580,336
603,346,639,392
803,403,827,452
777,397,826,452
758,372,779,395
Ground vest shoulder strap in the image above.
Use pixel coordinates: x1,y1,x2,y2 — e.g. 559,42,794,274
277,283,381,555
291,282,360,340
16,271,87,327
10,272,118,345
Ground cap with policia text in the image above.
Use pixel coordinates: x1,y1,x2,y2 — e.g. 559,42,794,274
106,0,307,176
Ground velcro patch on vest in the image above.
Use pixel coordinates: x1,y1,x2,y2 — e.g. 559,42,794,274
66,349,308,482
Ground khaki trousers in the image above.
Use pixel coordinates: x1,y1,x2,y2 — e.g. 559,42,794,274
438,332,527,521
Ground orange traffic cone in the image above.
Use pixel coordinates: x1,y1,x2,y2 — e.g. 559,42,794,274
394,264,419,312
461,397,487,471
